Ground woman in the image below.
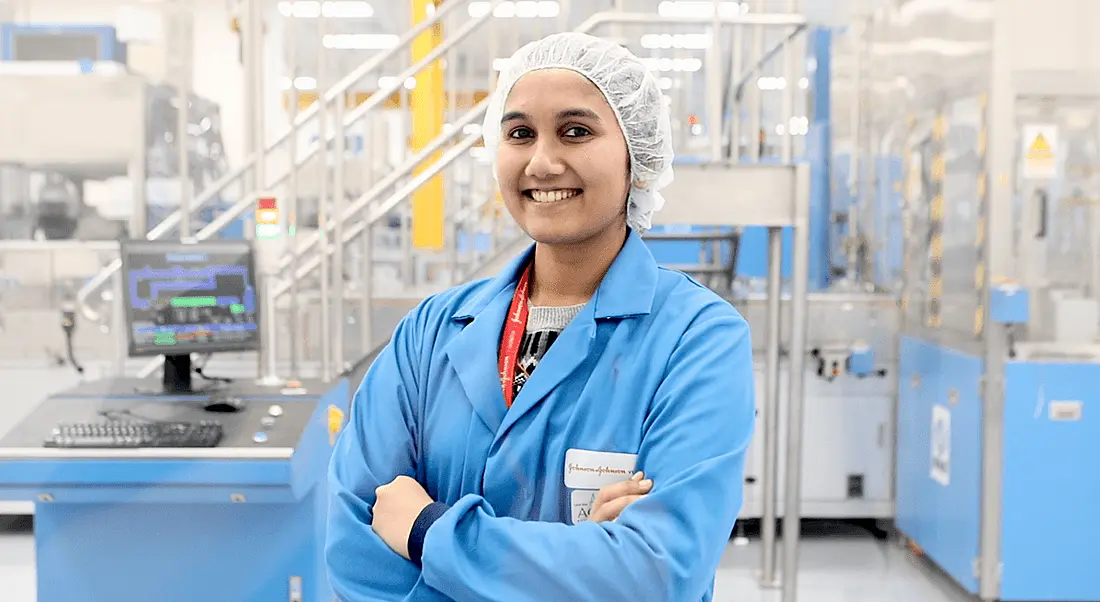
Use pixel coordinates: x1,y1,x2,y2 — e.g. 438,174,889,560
326,32,755,602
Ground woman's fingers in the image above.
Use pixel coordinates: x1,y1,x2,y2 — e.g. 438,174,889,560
590,494,646,523
590,471,652,522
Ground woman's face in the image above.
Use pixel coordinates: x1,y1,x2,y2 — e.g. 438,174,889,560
495,68,631,246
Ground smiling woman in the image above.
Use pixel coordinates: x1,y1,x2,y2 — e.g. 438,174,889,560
325,31,756,602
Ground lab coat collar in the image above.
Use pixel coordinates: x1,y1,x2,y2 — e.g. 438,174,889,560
450,228,659,322
445,229,659,435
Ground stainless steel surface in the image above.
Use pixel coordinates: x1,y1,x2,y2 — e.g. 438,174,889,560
781,151,812,602
758,228,783,587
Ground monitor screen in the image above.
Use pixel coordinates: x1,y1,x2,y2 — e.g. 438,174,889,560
121,240,261,358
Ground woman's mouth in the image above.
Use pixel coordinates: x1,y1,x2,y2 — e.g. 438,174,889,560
524,189,582,203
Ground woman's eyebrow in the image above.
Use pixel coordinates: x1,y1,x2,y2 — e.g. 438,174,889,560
500,108,602,125
557,108,601,122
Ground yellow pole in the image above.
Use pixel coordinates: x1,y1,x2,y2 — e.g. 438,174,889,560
410,0,446,249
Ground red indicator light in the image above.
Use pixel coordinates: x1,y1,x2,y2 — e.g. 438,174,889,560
258,197,277,210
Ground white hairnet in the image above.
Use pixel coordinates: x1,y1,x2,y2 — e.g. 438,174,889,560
482,32,675,232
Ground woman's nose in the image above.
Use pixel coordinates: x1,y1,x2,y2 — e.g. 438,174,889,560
524,141,566,179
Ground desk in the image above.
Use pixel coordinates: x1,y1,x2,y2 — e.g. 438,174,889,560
0,378,348,602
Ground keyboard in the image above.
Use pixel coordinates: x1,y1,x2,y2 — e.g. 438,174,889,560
44,421,224,449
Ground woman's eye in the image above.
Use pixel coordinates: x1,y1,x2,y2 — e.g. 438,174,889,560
508,127,534,139
564,126,592,138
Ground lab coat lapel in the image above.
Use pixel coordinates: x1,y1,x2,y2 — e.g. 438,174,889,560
494,230,660,441
444,245,535,433
495,309,596,440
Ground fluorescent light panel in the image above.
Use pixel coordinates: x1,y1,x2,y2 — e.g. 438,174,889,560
657,1,748,18
640,33,712,50
278,1,373,18
468,1,560,18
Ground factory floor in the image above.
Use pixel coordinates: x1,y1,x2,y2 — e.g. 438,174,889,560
0,517,968,601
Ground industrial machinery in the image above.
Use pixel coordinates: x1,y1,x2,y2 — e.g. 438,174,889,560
847,1,1100,600
0,23,235,241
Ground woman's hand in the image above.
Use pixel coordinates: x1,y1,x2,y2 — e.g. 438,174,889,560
589,471,653,523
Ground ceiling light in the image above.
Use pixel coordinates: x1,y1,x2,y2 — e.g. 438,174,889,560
468,1,559,18
657,1,746,18
323,33,398,50
757,76,787,90
642,57,702,73
658,77,673,90
278,1,374,18
640,33,712,50
281,76,317,90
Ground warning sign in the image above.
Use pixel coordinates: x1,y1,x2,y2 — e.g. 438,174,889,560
930,404,951,486
1022,124,1058,180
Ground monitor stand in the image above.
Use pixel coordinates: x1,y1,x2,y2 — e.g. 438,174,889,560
162,354,194,394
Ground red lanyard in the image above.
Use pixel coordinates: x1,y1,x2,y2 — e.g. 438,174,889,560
498,264,532,408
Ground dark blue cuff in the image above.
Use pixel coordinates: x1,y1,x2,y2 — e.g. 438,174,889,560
408,501,449,567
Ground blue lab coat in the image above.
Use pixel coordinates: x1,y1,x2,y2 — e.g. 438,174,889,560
326,230,756,602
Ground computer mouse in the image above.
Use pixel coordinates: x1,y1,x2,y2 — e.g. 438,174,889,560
203,397,245,413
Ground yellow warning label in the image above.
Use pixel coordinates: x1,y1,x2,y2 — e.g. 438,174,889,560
1028,133,1052,159
1022,124,1058,180
328,405,345,446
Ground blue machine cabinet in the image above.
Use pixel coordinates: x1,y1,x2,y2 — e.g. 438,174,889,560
896,337,1100,601
0,378,349,602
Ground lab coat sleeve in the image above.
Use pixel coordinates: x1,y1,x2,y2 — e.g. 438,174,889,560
325,311,436,601
419,304,756,602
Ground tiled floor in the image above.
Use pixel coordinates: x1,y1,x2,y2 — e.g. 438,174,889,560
0,518,968,601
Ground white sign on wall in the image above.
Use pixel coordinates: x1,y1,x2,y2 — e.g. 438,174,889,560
930,404,951,487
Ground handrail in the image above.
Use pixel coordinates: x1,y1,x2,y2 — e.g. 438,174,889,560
279,101,488,271
73,0,498,324
273,132,482,299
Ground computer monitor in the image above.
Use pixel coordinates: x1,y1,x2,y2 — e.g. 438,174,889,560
120,239,261,394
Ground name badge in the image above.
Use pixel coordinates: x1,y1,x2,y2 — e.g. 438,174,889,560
571,489,599,524
563,448,638,490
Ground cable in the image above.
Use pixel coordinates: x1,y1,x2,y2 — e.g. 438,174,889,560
193,353,233,385
60,302,84,375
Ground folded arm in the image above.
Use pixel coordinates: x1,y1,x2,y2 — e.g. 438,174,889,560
419,306,756,602
325,313,442,601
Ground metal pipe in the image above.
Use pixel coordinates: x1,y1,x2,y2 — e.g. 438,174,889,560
175,1,192,238
781,166,813,602
333,95,347,374
359,221,373,352
286,8,301,378
317,11,332,380
728,21,744,162
758,227,783,587
273,133,480,298
707,0,723,162
846,19,865,283
747,0,765,162
250,0,266,195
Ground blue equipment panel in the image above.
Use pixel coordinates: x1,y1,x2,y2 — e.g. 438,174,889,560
1000,360,1100,601
895,336,983,594
990,284,1029,324
0,378,349,602
897,337,1100,600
